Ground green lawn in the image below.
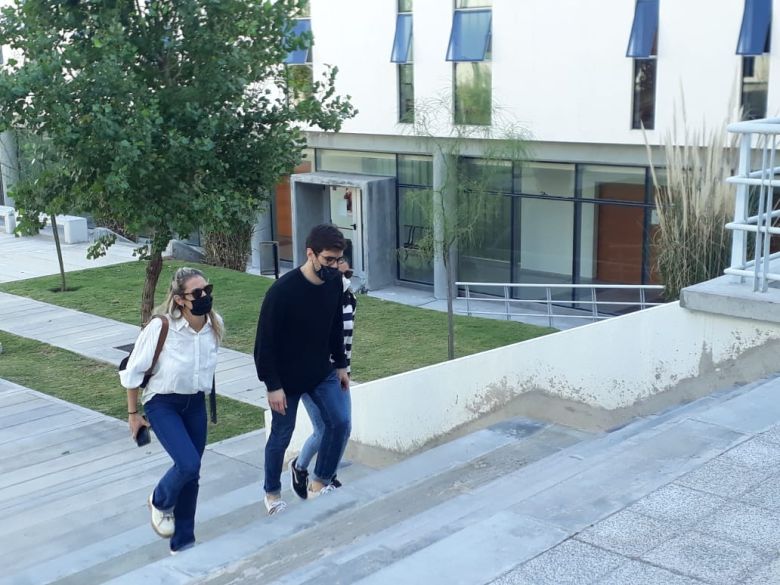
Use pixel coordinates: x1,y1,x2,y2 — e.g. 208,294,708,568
0,259,555,381
0,331,264,443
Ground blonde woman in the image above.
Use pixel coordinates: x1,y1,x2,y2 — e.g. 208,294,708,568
120,267,223,555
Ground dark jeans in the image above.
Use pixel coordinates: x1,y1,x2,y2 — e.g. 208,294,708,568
145,392,207,552
264,370,350,494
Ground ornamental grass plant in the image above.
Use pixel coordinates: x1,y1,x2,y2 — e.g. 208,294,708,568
646,108,738,300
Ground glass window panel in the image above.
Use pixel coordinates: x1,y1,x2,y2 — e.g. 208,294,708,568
742,55,769,120
398,154,432,186
632,58,656,129
398,186,434,284
286,64,313,105
581,165,646,202
391,14,413,63
454,62,492,125
398,0,413,12
316,149,397,176
285,19,312,64
736,0,771,55
514,198,574,300
459,157,511,192
398,63,415,123
458,192,511,291
447,9,492,62
298,0,311,17
626,0,659,58
514,162,575,197
456,0,492,8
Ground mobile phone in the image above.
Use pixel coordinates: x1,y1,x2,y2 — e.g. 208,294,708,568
135,424,151,447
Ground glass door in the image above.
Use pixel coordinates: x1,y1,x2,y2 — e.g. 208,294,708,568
329,185,363,278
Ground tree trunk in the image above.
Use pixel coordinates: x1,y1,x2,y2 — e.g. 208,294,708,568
141,249,163,324
50,213,67,292
445,259,455,360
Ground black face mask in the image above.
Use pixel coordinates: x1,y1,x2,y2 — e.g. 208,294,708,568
315,265,342,282
190,295,213,316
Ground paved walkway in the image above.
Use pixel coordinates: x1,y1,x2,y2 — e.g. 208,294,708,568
0,230,138,283
0,291,267,408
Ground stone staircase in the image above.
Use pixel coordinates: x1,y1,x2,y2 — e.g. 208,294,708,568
4,373,780,585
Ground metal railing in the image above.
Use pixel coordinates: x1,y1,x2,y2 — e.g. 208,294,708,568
725,118,780,292
456,282,665,327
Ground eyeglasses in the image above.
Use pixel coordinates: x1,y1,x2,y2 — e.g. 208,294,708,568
318,254,346,267
183,283,213,300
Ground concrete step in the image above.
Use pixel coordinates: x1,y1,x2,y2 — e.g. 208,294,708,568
100,420,590,585
114,377,780,585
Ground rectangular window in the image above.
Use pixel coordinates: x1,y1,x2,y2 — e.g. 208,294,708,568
284,19,312,65
316,149,397,176
632,58,657,129
398,154,433,186
459,157,512,192
454,62,491,125
456,0,491,7
458,192,511,292
742,55,770,120
287,64,313,104
399,65,415,123
391,9,414,124
398,186,434,285
514,162,575,197
736,0,771,55
626,0,658,130
446,9,492,62
448,7,492,126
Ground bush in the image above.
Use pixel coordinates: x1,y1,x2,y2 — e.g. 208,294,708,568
204,223,254,272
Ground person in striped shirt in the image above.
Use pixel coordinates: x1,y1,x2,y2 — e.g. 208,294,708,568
290,261,356,497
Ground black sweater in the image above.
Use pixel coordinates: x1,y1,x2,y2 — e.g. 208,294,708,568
254,268,347,395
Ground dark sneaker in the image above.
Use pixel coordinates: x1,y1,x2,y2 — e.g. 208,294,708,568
331,476,342,488
290,457,309,500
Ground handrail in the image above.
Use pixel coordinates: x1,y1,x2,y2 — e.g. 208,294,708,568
726,117,780,292
456,282,664,327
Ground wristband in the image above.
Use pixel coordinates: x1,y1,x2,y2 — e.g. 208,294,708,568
128,410,139,415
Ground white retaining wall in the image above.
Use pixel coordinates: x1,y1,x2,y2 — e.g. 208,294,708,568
268,301,780,455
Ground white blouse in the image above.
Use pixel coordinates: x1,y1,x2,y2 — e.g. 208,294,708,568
119,314,221,405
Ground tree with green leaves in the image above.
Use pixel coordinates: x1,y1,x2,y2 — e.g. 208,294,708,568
404,97,528,359
0,0,355,322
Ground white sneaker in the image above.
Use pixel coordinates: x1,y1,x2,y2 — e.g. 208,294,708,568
264,495,288,516
148,493,175,538
307,483,337,500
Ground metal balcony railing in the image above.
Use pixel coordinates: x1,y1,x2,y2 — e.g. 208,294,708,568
456,282,665,328
725,118,780,291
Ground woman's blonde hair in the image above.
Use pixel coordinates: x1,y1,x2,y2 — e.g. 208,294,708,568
155,267,224,343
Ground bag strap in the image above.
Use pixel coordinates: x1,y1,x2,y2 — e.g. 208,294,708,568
209,375,217,424
141,315,169,388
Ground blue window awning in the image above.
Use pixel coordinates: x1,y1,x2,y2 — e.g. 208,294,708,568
391,13,413,63
284,19,312,64
626,0,659,58
446,9,492,62
737,0,772,55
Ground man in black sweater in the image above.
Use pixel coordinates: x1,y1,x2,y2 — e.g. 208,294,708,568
254,224,350,515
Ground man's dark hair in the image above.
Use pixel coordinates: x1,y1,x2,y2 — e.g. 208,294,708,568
306,223,346,254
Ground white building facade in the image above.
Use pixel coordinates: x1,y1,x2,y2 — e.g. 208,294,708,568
276,0,776,299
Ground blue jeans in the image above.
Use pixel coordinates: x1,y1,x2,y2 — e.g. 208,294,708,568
144,392,207,552
297,389,352,473
264,370,350,494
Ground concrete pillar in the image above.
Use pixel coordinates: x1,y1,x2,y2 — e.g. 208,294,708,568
432,150,456,300
0,130,18,207
251,208,273,271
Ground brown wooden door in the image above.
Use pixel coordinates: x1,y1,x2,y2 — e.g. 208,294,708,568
595,184,645,284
